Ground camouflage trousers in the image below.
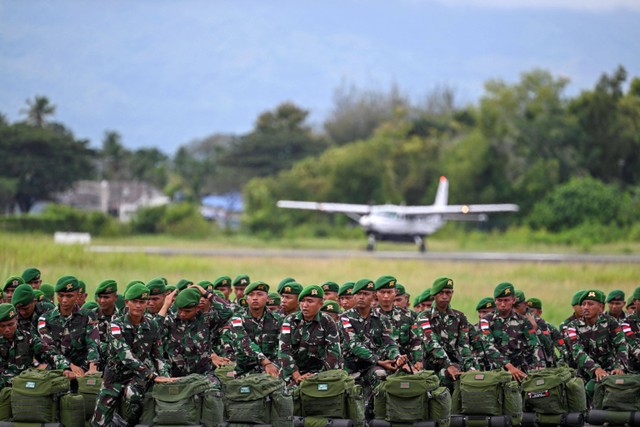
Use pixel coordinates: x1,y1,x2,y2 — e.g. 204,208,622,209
90,377,148,427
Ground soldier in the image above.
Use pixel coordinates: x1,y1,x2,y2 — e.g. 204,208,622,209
469,297,496,370
625,285,640,373
230,281,283,378
38,275,100,378
559,289,586,369
279,281,303,316
3,275,24,304
374,275,423,371
416,288,433,312
514,290,557,366
77,280,89,307
340,278,407,395
267,292,281,311
91,283,175,427
11,283,54,334
338,281,355,311
419,276,470,376
478,282,546,381
393,283,411,310
94,279,120,370
232,274,250,301
321,300,341,322
564,289,628,397
278,285,342,385
213,275,233,301
322,281,340,302
526,297,569,365
21,267,42,290
627,296,636,316
40,283,55,304
606,289,627,320
146,277,167,316
0,303,72,388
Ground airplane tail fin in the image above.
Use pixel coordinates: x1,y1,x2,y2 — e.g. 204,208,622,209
434,176,449,206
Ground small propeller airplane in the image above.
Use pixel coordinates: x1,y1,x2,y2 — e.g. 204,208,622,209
277,176,519,252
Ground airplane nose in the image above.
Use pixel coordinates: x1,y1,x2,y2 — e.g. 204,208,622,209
359,216,370,227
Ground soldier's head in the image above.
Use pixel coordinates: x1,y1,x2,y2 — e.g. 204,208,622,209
175,288,201,321
626,296,636,315
393,284,409,309
95,279,118,314
353,279,376,310
22,267,42,290
233,274,250,300
299,285,324,321
571,290,586,317
196,281,214,313
213,276,232,300
3,275,25,302
124,283,150,319
55,276,82,315
431,276,454,311
321,300,340,321
416,288,433,312
476,297,496,318
267,292,281,312
11,284,36,319
244,281,269,313
147,277,167,315
493,282,516,317
526,298,543,317
321,281,339,302
580,289,605,323
77,280,88,307
633,285,640,315
338,282,355,311
0,303,18,340
606,289,625,317
513,290,527,315
279,282,302,314
374,275,397,310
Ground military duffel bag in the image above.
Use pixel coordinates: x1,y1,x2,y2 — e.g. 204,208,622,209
225,373,293,427
77,372,103,421
10,369,70,423
522,366,587,415
374,370,451,426
592,374,640,412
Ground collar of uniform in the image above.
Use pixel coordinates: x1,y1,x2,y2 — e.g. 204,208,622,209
53,303,81,317
295,310,322,323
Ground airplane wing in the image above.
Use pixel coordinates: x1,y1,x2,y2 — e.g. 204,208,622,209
395,204,519,216
276,200,372,215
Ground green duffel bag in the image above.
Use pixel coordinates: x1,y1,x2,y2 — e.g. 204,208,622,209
593,374,640,412
225,373,293,427
216,363,237,390
10,369,69,423
0,387,11,421
457,370,522,426
522,366,587,415
298,369,352,418
59,393,85,427
374,370,441,422
77,372,103,421
151,373,215,426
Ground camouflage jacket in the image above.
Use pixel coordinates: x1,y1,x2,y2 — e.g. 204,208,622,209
278,311,342,381
163,311,215,377
94,307,119,365
564,313,629,377
623,312,640,372
376,306,423,364
468,322,492,370
104,313,169,384
212,323,236,360
340,307,400,368
421,306,473,370
478,310,546,371
203,294,234,336
0,328,68,388
17,300,55,335
38,304,100,370
230,308,284,376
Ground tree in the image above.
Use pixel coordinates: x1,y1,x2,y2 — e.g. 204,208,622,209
130,147,170,190
100,130,130,180
20,96,56,127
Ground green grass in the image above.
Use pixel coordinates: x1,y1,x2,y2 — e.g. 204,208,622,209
1,231,637,326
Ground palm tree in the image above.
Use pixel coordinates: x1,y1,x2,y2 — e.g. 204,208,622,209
21,95,56,127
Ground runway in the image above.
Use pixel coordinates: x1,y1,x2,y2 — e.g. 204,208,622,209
87,245,640,264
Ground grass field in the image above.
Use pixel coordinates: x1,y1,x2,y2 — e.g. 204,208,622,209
1,231,638,326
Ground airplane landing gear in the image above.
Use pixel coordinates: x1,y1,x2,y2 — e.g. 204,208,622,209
367,233,376,251
414,235,426,253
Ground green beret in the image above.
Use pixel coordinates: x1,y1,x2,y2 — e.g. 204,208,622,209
580,289,605,304
277,277,296,293
526,298,542,310
238,297,248,307
493,282,515,299
395,283,406,296
175,279,193,291
165,285,176,293
321,300,340,314
78,280,86,293
213,290,225,299
299,285,324,301
115,293,125,310
82,301,99,311
431,276,454,295
11,284,35,307
571,290,586,306
627,295,636,308
233,274,250,288
95,279,118,296
125,280,145,293
124,283,150,301
338,282,355,296
21,267,41,283
374,275,397,291
321,281,339,293
40,284,54,300
606,289,625,303
633,285,640,302
279,282,303,295
214,276,232,289
55,275,80,293
353,278,375,294
476,297,496,311
0,303,17,322
244,281,269,295
197,280,215,292
175,288,201,309
267,292,281,306
412,295,421,307
417,288,432,304
514,290,526,304
33,290,45,302
4,275,25,291
147,277,167,295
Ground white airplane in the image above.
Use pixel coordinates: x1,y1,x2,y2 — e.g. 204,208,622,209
276,176,519,252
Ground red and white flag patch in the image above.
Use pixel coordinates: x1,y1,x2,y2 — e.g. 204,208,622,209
282,323,291,334
480,319,490,334
110,323,122,337
231,317,243,328
622,323,632,336
567,327,577,341
37,316,46,332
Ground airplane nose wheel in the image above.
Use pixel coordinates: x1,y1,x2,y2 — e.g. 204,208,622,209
367,233,376,251
414,236,426,253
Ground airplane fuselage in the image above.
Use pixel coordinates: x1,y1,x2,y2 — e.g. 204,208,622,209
358,211,445,238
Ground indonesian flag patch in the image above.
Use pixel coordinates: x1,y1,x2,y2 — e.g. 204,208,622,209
480,319,490,335
231,317,243,328
567,327,577,341
37,316,46,332
622,323,632,336
282,323,291,334
110,323,122,337
421,321,431,332
341,319,352,330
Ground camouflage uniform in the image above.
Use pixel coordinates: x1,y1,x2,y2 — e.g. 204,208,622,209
278,310,342,382
94,306,120,370
478,310,546,371
0,328,68,388
624,311,640,373
377,306,423,365
231,308,284,376
91,312,169,427
37,304,100,370
16,300,55,334
420,305,474,371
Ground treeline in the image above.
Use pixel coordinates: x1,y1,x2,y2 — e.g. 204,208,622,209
1,66,639,243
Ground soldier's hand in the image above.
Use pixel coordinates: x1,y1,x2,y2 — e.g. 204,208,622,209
413,362,423,372
69,363,85,378
154,376,176,383
189,284,206,294
211,354,232,368
594,367,608,381
378,360,397,372
86,363,99,375
63,369,76,380
264,363,280,378
395,354,408,367
610,369,624,376
505,363,527,382
36,363,48,370
446,365,461,379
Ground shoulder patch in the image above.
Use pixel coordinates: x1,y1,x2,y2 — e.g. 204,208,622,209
110,322,122,337
231,317,243,328
37,316,46,332
281,322,291,334
341,317,353,330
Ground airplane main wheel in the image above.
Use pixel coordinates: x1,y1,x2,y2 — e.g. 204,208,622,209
367,234,376,251
414,235,426,252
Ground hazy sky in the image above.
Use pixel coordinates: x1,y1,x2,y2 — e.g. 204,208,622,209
1,0,639,154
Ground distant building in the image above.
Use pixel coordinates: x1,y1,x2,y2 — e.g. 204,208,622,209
200,192,243,229
56,180,170,222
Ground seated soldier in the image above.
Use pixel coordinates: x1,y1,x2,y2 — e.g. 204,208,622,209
11,283,54,334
